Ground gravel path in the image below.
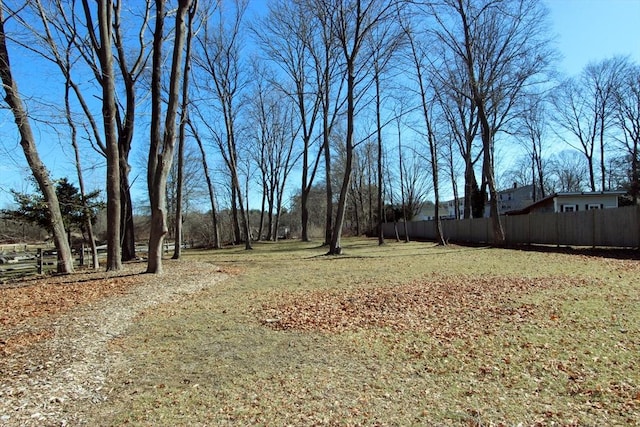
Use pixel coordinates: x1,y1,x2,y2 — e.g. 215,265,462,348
0,261,227,426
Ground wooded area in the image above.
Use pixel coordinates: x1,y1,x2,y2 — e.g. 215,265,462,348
0,0,638,273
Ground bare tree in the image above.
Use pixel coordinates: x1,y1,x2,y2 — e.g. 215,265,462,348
368,11,403,245
615,63,640,203
403,22,446,245
326,0,401,255
112,1,152,262
83,0,123,270
551,77,598,192
65,72,100,269
585,56,630,191
0,1,74,273
516,94,549,200
314,3,345,247
172,0,198,259
549,150,588,193
395,112,409,242
552,57,630,192
20,0,152,263
188,120,221,248
248,71,299,241
437,63,482,219
431,0,554,245
252,0,325,242
147,0,193,274
193,0,252,249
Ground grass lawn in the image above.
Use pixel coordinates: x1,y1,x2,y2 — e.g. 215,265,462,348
88,238,639,425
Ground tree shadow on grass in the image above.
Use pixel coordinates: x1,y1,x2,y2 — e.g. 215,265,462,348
507,243,640,261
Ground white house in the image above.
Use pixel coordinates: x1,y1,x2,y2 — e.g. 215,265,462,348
441,184,538,219
505,191,626,215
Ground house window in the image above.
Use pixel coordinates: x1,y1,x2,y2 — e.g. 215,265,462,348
562,205,576,212
587,204,603,210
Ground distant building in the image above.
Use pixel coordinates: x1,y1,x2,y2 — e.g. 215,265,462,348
485,183,537,217
440,184,539,219
443,198,465,219
505,191,626,215
413,202,448,221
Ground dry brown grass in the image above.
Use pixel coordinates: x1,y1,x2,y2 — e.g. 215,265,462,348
86,239,640,426
1,238,638,425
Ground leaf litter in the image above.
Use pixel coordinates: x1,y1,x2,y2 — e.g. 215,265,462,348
259,273,585,336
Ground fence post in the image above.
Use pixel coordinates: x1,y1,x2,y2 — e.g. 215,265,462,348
38,248,43,274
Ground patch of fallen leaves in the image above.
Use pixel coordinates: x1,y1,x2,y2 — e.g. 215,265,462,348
0,260,227,427
0,265,147,356
259,274,594,339
0,271,145,327
0,329,54,356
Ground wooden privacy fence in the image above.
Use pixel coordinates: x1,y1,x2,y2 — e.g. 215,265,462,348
382,205,640,248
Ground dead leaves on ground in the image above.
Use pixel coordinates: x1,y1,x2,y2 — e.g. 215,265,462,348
259,274,593,339
0,273,144,328
0,269,146,356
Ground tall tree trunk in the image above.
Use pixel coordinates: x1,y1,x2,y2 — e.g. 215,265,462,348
587,155,596,192
0,5,74,274
172,117,185,259
375,70,385,245
398,120,409,244
94,0,122,270
323,129,333,246
463,149,474,218
120,173,136,261
267,195,274,241
147,0,191,274
479,110,504,245
237,168,253,249
231,183,241,244
322,37,333,246
458,0,503,245
113,0,147,263
301,187,310,242
190,121,221,248
172,0,196,260
429,129,446,245
329,60,355,255
66,77,99,270
406,27,445,245
448,145,460,220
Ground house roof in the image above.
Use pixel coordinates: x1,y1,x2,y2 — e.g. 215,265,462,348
504,190,626,215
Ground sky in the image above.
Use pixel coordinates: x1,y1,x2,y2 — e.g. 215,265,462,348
545,0,640,74
1,0,639,209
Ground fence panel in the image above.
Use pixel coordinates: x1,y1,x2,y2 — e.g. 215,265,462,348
596,206,640,247
383,205,640,248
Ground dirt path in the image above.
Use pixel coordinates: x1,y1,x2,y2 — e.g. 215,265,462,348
0,260,227,426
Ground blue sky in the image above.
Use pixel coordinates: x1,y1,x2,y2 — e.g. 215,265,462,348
1,0,639,209
546,0,640,74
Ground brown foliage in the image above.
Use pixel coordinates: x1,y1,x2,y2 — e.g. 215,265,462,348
259,274,592,339
0,269,145,355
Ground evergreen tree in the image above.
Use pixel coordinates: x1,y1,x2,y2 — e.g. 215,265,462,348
2,178,103,238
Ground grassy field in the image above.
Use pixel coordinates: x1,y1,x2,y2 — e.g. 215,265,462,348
85,238,639,425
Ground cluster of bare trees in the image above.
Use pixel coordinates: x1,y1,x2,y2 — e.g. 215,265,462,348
1,0,194,273
1,0,638,273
